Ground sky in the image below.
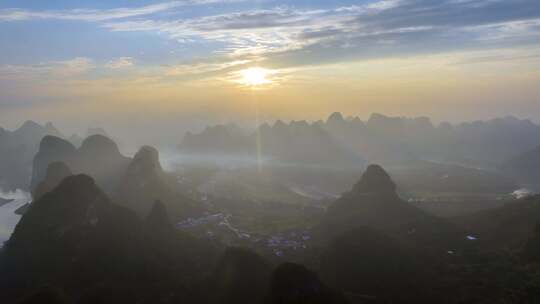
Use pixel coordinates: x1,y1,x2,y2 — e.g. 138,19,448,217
0,0,539,143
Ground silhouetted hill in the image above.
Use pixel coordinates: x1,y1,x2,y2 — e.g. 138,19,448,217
32,162,72,201
268,263,349,304
12,121,63,147
144,200,174,234
206,247,272,304
0,174,142,304
31,135,130,196
75,135,130,192
0,121,64,191
321,227,423,303
322,165,465,251
352,164,396,194
0,174,218,303
30,136,76,192
117,146,205,221
67,128,109,148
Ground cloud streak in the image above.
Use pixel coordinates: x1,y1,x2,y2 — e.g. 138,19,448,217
100,0,540,69
106,57,135,69
0,0,244,22
0,57,95,80
1,0,540,81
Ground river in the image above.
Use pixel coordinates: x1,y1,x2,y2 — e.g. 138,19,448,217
0,189,31,246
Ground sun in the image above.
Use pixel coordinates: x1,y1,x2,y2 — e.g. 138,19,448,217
239,67,271,86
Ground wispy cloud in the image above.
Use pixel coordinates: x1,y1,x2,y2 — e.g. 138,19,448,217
2,0,540,81
0,57,95,80
166,59,252,76
0,0,244,22
101,0,540,68
106,57,135,69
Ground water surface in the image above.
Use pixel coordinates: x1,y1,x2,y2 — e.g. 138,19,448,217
0,189,31,246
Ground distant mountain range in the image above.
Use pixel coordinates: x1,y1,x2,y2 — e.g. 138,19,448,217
179,113,540,169
180,120,364,169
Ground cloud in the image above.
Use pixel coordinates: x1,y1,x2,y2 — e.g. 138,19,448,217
2,0,540,82
166,59,252,76
101,0,540,68
105,57,135,69
0,0,244,22
0,57,95,80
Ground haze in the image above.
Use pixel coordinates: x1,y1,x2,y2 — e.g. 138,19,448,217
3,1,540,304
1,0,540,146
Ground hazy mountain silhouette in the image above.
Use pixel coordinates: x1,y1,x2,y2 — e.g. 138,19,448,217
30,136,76,192
31,135,130,196
3,116,540,304
206,247,272,304
116,146,205,221
144,200,175,234
180,113,540,168
322,164,465,251
181,123,253,155
1,174,142,303
180,119,365,169
32,162,72,201
258,120,363,168
322,113,540,167
320,227,425,303
268,263,348,304
0,121,63,191
0,174,217,303
67,128,110,148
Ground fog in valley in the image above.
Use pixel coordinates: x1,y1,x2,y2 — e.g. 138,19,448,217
2,0,540,303
1,111,540,303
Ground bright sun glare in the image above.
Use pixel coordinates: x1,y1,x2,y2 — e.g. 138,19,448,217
240,67,271,86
